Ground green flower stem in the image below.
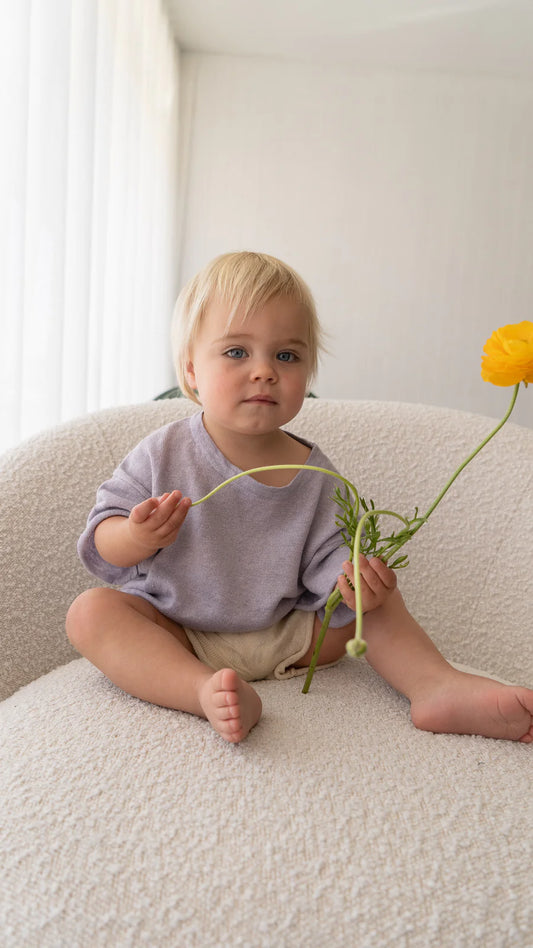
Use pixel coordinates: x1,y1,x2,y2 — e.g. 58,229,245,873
345,510,410,653
191,465,361,512
336,383,520,669
419,382,520,524
302,508,411,693
301,588,343,694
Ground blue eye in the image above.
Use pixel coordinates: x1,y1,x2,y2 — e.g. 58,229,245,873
225,347,246,359
277,351,297,363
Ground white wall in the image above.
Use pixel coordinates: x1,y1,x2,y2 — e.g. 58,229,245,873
177,53,533,428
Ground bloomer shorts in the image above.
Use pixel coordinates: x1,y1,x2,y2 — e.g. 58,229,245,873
183,609,342,682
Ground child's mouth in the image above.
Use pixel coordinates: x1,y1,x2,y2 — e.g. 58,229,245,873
244,395,276,405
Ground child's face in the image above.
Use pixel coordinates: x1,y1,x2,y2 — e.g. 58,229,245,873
185,295,311,439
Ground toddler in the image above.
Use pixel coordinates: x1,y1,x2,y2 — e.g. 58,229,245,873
67,251,533,744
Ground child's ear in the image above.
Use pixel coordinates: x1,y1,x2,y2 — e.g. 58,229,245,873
185,359,197,389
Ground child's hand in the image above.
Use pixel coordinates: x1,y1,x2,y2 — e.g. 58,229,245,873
337,556,397,614
128,490,192,556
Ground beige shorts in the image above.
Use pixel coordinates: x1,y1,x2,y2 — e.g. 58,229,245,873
183,609,339,682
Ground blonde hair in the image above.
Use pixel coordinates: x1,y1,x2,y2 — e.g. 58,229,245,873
171,251,324,403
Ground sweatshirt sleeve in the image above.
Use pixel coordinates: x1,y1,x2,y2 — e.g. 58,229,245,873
299,534,356,628
77,440,155,585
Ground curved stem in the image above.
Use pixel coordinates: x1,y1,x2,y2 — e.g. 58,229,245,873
192,464,361,542
421,383,520,523
346,509,410,658
302,507,412,693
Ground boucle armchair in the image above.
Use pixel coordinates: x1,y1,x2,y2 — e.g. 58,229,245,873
1,397,532,948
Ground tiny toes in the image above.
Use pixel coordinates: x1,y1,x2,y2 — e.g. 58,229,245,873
199,669,262,744
211,689,235,709
224,700,240,719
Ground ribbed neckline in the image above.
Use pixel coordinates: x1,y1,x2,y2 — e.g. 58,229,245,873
189,410,322,494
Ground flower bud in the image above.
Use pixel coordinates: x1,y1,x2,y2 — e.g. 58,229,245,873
346,638,367,658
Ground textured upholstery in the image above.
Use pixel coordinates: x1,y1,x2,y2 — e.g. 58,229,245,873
1,398,532,947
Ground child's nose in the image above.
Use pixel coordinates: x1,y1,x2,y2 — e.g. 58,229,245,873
251,357,277,382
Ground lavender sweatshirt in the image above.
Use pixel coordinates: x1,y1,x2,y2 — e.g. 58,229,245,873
78,411,355,632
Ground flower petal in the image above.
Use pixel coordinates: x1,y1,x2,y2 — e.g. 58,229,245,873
481,321,533,386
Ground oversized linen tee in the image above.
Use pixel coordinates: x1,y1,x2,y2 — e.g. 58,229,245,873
78,411,355,632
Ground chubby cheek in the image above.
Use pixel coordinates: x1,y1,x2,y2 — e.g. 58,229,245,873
197,364,239,405
283,371,308,404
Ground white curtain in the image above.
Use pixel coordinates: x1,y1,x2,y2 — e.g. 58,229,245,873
0,0,181,454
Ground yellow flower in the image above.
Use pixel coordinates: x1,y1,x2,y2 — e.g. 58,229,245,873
481,320,533,386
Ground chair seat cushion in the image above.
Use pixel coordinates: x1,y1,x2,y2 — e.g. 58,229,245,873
1,656,531,947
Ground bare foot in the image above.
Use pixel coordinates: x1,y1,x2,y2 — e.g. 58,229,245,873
199,668,262,743
410,670,533,743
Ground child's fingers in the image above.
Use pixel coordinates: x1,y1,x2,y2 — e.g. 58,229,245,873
341,557,397,598
143,492,192,542
161,494,192,532
342,558,370,588
130,497,160,523
146,490,186,527
336,580,352,613
337,572,354,597
131,491,184,528
342,560,355,581
338,565,383,608
366,556,397,590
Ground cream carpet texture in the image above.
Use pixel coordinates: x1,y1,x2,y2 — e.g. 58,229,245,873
1,398,532,946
